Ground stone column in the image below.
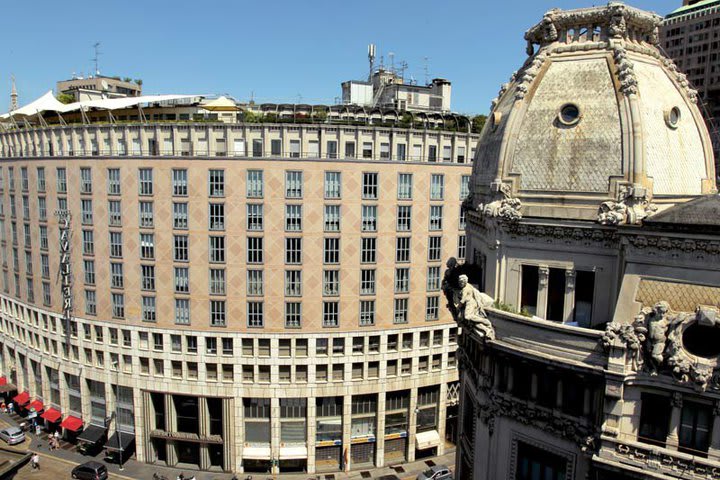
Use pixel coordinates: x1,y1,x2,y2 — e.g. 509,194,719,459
437,381,448,456
270,396,280,475
198,397,210,470
342,394,352,472
407,387,418,463
307,397,316,474
164,394,177,466
530,373,539,401
537,266,549,318
376,390,386,467
136,390,149,463
222,398,234,472
667,393,683,451
563,269,576,323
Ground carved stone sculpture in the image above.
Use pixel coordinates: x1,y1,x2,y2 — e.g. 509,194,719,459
613,46,638,96
477,182,522,222
457,275,495,340
646,301,670,371
597,187,657,225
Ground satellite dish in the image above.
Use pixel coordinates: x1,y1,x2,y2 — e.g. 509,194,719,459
101,79,109,90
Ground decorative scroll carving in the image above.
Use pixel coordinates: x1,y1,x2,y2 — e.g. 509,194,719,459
478,391,598,453
612,45,638,96
603,302,720,391
613,441,720,478
490,72,517,112
503,223,619,250
477,182,522,222
515,52,547,100
662,57,699,103
597,186,656,225
443,261,495,341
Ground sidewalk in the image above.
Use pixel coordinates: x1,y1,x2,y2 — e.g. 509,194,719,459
0,412,455,479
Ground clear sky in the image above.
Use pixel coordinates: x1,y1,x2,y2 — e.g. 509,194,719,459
2,0,680,115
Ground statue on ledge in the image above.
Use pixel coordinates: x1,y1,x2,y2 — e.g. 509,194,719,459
442,259,495,340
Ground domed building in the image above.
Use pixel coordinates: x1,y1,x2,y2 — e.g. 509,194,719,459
454,3,720,479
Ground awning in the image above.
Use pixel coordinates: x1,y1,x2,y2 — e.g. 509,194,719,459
279,446,308,460
0,382,17,394
28,400,44,412
242,446,271,459
12,392,29,406
105,432,135,452
0,377,7,386
415,430,441,450
60,415,83,432
77,424,107,444
40,408,62,423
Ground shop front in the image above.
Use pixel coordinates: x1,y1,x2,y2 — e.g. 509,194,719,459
40,408,62,434
77,423,107,456
60,415,83,443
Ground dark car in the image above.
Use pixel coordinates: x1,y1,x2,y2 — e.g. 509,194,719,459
71,461,108,480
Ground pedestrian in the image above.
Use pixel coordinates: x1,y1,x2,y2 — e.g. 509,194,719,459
7,402,13,414
31,453,40,470
35,424,41,436
53,430,60,441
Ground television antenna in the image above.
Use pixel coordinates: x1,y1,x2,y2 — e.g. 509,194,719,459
92,42,102,76
423,56,430,85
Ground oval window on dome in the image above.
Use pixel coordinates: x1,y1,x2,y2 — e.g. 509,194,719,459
490,111,502,131
682,322,720,358
665,106,681,129
558,103,581,126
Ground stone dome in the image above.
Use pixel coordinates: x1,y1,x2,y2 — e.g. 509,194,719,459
471,2,717,224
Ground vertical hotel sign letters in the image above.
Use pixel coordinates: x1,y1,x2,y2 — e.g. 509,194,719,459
55,210,72,344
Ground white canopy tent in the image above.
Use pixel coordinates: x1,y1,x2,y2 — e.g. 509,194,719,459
0,90,70,119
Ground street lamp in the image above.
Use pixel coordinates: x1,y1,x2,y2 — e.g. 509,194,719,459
111,360,123,471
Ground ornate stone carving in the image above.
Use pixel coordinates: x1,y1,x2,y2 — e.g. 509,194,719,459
608,3,628,38
478,391,598,453
442,261,495,341
503,223,619,250
612,45,638,96
515,52,547,100
607,302,720,391
597,187,657,225
477,182,522,222
490,72,517,111
662,57,699,103
613,441,720,478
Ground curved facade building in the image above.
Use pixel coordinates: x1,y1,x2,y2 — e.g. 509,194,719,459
0,120,477,473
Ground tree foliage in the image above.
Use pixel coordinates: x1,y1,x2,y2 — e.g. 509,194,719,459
471,114,487,133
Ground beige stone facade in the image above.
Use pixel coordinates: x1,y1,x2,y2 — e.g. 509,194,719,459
0,121,477,474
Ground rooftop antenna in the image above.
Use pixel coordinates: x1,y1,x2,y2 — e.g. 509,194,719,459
368,43,376,81
92,42,102,76
388,52,395,75
423,56,430,85
397,60,408,82
10,75,18,112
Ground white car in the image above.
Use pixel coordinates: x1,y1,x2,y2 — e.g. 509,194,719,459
0,426,25,445
417,465,453,480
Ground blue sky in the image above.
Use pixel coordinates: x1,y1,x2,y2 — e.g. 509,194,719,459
2,0,679,115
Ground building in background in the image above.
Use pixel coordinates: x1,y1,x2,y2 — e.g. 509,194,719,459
661,0,720,172
0,84,478,474
454,3,718,479
56,75,142,101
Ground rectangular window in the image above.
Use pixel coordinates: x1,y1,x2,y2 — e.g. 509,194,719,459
412,143,422,161
37,167,46,192
285,302,302,328
285,204,302,231
429,205,443,230
361,205,377,232
174,235,189,262
138,168,153,195
172,169,188,196
109,232,123,258
398,173,413,199
324,205,340,232
426,296,439,320
247,269,263,296
574,270,596,328
285,270,302,297
208,169,225,197
80,167,92,194
360,269,375,295
396,143,406,161
246,204,264,231
323,301,339,328
394,298,408,324
142,296,157,322
459,209,466,230
108,200,122,226
380,142,390,159
308,140,319,157
547,267,566,322
361,237,376,264
247,302,264,328
397,205,412,231
323,270,339,296
209,268,226,295
427,266,441,291
324,172,341,199
679,401,712,455
289,139,301,158
285,237,302,264
430,174,444,200
638,393,672,448
81,199,93,225
285,171,303,198
428,236,442,261
396,237,411,263
83,230,94,255
107,168,121,195
110,262,124,289
38,198,47,221
521,265,539,316
247,237,264,264
460,175,471,199
360,300,375,326
457,146,466,163
174,267,189,293
139,201,154,228
85,290,96,315
209,236,226,263
141,264,155,291
173,203,188,229
516,441,568,480
394,268,410,293
210,300,226,327
362,173,378,200
252,138,263,157
458,235,467,259
442,145,452,163
323,237,340,264
362,142,373,159
112,293,125,318
137,233,153,260
326,140,338,159
209,203,225,231
175,298,190,325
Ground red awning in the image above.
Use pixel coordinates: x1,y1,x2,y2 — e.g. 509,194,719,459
12,391,29,406
28,400,44,412
0,377,7,386
40,408,61,423
60,415,83,432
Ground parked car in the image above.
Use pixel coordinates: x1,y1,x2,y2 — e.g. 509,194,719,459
0,426,25,445
417,465,453,480
71,461,108,480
